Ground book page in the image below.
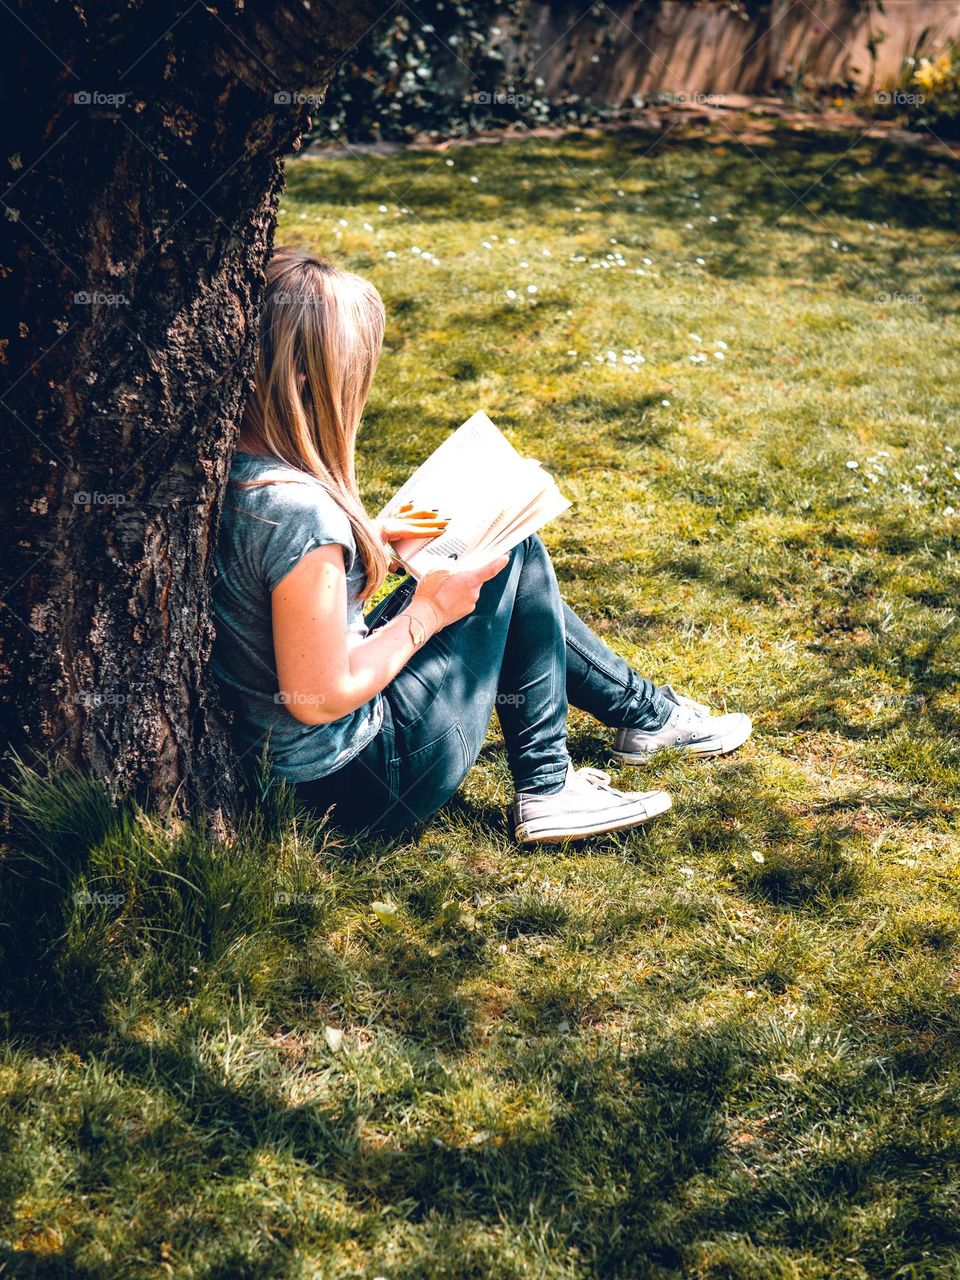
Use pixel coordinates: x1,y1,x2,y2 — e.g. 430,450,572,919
378,410,570,579
459,485,572,570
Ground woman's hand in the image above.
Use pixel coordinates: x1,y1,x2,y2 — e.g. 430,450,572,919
412,554,510,628
376,502,449,545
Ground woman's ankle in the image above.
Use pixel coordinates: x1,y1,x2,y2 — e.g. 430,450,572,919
514,763,570,797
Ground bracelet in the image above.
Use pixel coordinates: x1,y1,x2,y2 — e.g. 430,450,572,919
405,612,428,648
403,599,442,648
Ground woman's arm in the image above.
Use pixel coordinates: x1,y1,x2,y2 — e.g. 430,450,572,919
272,545,507,725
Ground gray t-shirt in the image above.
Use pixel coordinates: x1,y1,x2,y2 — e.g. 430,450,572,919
212,451,382,781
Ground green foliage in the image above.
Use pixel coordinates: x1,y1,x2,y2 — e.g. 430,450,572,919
320,0,543,144
2,127,960,1277
873,40,960,137
910,45,960,136
319,0,779,144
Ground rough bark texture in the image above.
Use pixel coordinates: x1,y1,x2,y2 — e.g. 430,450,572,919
0,1,383,815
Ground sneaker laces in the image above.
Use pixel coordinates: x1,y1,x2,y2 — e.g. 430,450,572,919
570,766,617,794
662,684,712,720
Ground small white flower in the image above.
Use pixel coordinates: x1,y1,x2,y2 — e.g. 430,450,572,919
526,284,538,294
482,241,492,249
505,288,517,299
661,399,670,406
469,175,479,184
689,332,703,344
378,204,388,213
445,158,454,167
338,218,348,227
751,851,765,864
709,215,718,223
385,250,397,259
715,339,728,350
713,350,725,359
696,257,706,265
846,460,859,469
411,246,421,255
643,256,653,265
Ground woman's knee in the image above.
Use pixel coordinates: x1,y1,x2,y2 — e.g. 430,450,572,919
512,533,549,565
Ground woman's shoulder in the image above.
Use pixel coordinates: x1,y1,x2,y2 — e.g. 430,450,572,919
222,452,357,592
227,453,348,526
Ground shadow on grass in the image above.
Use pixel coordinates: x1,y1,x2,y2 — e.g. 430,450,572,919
6,996,960,1279
2,756,959,1278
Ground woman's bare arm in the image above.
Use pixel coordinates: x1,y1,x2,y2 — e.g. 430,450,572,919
271,545,507,725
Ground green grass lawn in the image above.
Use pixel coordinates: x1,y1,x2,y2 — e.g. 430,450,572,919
2,125,960,1279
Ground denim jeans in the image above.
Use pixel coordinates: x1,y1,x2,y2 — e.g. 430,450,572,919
294,535,670,835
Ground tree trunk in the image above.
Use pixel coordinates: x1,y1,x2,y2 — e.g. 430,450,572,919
0,1,381,817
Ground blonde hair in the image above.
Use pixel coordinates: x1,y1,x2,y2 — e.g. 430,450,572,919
240,246,388,598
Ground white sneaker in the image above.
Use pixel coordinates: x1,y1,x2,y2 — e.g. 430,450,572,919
513,766,672,844
611,684,752,761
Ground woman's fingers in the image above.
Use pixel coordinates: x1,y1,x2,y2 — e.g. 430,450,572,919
395,517,449,534
471,554,510,584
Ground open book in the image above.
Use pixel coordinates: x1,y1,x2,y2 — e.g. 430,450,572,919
377,410,571,579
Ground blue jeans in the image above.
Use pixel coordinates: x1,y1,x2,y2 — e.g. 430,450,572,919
294,536,670,835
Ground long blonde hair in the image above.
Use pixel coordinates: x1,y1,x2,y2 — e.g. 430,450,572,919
240,246,388,598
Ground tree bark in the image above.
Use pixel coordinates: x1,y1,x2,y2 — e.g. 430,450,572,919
0,1,383,817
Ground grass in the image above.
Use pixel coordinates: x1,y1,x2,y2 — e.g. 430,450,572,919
2,124,960,1278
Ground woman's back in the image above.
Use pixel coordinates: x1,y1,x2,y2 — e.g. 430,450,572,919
212,451,382,779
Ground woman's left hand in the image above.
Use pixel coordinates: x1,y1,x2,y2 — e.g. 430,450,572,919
376,502,449,545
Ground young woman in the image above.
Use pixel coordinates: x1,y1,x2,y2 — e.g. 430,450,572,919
212,247,752,843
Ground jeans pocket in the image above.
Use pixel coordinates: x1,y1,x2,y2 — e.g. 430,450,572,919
387,720,471,829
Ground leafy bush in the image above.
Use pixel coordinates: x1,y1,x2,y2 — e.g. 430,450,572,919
912,45,960,135
319,0,545,144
